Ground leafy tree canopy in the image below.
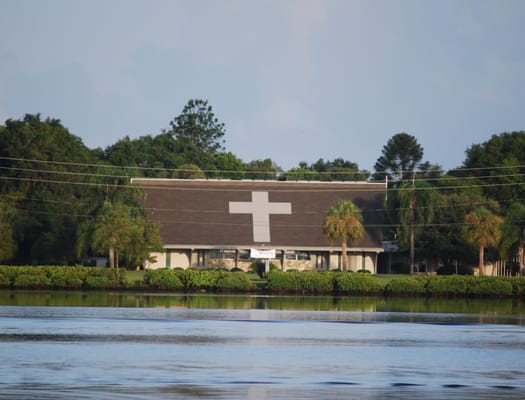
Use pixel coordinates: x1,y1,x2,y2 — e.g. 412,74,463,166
452,132,525,204
286,158,369,181
168,99,226,154
245,159,282,180
373,132,424,183
0,114,101,264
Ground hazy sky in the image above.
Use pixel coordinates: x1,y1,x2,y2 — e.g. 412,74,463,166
1,0,524,172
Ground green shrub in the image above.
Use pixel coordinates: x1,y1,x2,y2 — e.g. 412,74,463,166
298,271,334,293
468,277,513,297
506,277,525,297
13,273,51,288
0,266,21,284
180,269,222,290
425,275,470,296
47,267,85,289
250,261,279,278
333,272,383,294
84,276,114,289
266,270,301,291
144,269,184,289
0,272,10,287
385,277,426,296
216,272,254,291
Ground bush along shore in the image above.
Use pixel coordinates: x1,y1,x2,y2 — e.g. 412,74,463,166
1,266,525,298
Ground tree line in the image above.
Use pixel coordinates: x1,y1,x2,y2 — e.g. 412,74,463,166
1,98,525,274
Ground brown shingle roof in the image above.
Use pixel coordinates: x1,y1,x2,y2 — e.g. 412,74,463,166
132,179,386,250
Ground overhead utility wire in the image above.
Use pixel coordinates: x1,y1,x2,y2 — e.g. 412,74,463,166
4,172,525,196
5,163,525,183
4,155,525,177
7,205,491,229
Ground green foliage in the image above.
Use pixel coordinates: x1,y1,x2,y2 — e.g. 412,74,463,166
266,270,301,291
1,266,525,299
174,163,206,179
417,189,485,266
425,276,471,296
77,199,163,269
324,200,364,245
84,276,114,288
394,179,438,255
0,272,10,287
244,158,282,180
180,269,222,290
213,152,246,180
459,132,525,203
48,267,84,288
0,266,122,289
323,199,364,272
250,261,278,278
13,273,51,288
285,158,369,181
505,277,525,297
333,272,384,294
297,271,334,293
500,202,525,274
0,114,100,264
373,132,423,182
384,277,426,296
463,207,503,275
144,269,184,289
468,277,513,297
0,199,17,263
216,272,254,291
168,99,226,154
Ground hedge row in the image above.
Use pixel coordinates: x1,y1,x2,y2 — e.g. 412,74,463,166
1,266,525,298
266,271,384,294
385,275,525,298
267,271,525,298
0,266,124,289
144,269,255,291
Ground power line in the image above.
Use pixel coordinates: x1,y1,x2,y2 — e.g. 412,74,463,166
4,155,525,177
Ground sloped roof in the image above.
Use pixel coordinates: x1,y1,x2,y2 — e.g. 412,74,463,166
132,179,387,250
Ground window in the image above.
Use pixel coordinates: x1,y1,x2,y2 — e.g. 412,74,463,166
209,249,236,260
285,251,310,261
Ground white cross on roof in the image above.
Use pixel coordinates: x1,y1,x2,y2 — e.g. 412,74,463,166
229,191,292,242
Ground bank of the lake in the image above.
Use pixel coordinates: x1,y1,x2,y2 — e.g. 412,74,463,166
2,265,525,299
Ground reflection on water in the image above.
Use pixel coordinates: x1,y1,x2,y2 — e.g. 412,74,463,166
0,291,525,399
2,290,525,312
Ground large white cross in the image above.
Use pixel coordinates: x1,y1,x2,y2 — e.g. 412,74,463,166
229,191,292,242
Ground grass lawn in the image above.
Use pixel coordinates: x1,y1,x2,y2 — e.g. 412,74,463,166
125,270,145,284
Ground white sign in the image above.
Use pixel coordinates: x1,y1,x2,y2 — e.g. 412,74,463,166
229,191,292,242
250,248,276,259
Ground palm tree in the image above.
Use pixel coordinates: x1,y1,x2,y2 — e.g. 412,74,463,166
323,199,364,272
463,207,503,276
395,179,437,273
500,201,525,275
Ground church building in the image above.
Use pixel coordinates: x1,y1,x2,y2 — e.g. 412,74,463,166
131,179,387,273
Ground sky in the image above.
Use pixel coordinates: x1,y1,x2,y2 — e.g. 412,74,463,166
1,0,524,173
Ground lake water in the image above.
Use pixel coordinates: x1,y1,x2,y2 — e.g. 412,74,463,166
1,292,525,399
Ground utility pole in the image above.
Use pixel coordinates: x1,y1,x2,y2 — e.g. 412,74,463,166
409,171,416,274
